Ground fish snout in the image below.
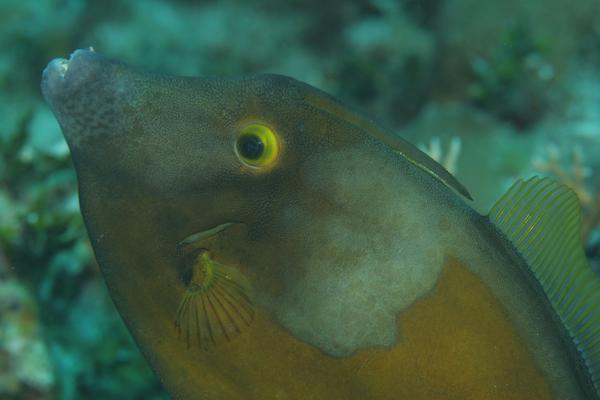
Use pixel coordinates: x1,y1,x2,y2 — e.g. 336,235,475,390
41,48,135,150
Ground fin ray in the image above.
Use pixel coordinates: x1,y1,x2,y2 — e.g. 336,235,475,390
490,176,600,397
174,251,254,350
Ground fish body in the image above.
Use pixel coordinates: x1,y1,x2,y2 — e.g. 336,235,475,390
42,49,600,399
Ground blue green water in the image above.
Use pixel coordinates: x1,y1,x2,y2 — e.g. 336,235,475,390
1,0,599,398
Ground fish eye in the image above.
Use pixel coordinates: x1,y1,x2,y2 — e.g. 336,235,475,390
235,124,280,168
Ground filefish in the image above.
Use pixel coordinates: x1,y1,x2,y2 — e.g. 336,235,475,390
42,49,600,400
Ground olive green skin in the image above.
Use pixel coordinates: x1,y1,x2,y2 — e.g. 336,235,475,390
42,50,590,399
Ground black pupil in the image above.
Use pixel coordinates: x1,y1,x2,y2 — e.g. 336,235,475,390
237,134,264,160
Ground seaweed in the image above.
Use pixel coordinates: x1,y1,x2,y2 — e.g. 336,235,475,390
0,105,166,399
467,22,555,130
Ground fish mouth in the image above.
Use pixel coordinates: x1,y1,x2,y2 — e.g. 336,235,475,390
41,48,97,106
41,48,137,150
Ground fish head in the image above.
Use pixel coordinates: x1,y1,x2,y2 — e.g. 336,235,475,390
42,46,400,337
42,49,462,398
42,49,384,241
42,49,598,400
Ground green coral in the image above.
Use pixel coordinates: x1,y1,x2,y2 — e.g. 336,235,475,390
0,103,167,399
467,22,555,129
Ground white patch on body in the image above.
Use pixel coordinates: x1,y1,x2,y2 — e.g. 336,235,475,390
267,148,447,357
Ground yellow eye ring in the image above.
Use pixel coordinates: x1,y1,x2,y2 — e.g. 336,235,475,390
235,124,280,168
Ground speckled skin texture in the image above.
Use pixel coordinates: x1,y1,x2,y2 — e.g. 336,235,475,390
43,50,591,399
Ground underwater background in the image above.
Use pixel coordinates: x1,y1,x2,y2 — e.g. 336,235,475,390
1,0,600,398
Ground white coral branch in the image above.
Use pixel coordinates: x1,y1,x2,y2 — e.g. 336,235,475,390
419,136,462,175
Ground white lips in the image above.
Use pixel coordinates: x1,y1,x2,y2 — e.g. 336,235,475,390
55,59,69,78
44,47,96,80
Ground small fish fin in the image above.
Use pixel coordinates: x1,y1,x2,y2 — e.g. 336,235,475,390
489,176,600,395
175,251,254,350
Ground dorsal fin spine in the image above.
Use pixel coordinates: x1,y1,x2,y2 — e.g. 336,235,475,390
302,90,474,201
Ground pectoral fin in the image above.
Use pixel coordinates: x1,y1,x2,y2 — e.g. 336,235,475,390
175,250,254,350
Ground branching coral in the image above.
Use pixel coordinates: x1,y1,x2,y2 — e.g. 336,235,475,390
0,104,166,399
532,143,600,242
467,22,555,130
418,136,462,175
0,248,54,398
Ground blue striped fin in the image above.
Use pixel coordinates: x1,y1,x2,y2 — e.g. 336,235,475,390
489,176,600,396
